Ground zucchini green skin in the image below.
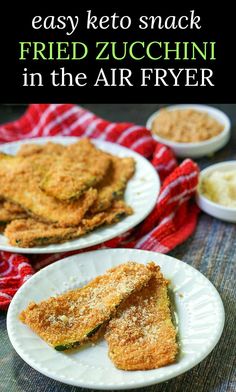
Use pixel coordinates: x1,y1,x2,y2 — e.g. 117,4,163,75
14,234,78,247
12,211,127,248
0,221,7,226
54,323,103,351
86,323,103,337
55,341,80,351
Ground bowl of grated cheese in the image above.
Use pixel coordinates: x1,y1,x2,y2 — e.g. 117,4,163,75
196,161,236,223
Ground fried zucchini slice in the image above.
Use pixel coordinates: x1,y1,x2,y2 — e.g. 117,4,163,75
17,142,65,157
3,201,26,214
105,263,178,370
40,139,111,201
19,262,153,350
0,201,27,230
0,153,97,227
4,200,133,247
91,156,135,213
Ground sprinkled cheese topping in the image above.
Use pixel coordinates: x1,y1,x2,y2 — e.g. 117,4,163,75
107,295,160,345
57,315,69,323
19,261,153,348
105,267,178,370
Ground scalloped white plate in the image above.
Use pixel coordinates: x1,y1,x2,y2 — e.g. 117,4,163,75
0,137,160,253
7,249,224,390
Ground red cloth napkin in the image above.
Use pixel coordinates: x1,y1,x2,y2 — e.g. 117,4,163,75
0,104,199,310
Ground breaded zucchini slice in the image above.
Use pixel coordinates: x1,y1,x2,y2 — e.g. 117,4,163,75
105,263,178,370
16,142,65,157
40,139,111,201
0,201,27,230
4,200,133,247
19,262,153,350
0,153,97,227
3,201,26,214
91,156,135,213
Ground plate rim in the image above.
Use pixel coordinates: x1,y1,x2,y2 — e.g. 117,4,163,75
7,248,225,390
0,137,160,253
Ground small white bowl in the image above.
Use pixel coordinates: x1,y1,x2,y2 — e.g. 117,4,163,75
146,104,231,158
196,161,236,223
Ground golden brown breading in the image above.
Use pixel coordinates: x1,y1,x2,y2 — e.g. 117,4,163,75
4,200,133,247
3,201,26,214
0,201,27,230
91,156,135,213
17,142,65,157
0,139,135,246
40,139,111,201
20,262,153,350
4,218,83,247
83,200,133,228
0,154,97,227
105,263,178,370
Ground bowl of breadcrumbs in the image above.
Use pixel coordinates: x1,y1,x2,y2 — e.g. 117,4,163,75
146,104,231,158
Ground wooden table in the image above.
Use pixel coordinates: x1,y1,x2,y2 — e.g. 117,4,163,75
0,104,235,392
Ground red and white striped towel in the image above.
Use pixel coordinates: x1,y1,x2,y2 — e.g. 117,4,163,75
0,104,199,310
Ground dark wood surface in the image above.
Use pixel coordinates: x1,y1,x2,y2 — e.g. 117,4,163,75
0,104,235,392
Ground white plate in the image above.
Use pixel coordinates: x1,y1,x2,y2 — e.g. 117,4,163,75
196,161,236,222
146,104,231,158
0,137,160,253
7,248,225,390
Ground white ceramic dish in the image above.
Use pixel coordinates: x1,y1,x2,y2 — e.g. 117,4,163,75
0,137,160,254
7,248,225,390
196,161,236,223
146,104,231,158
